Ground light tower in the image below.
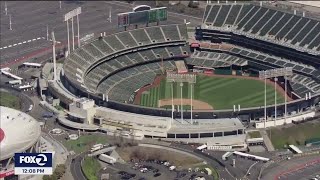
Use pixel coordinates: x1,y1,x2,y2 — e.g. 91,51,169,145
52,31,57,81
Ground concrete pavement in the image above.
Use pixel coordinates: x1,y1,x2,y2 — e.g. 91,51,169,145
260,129,275,151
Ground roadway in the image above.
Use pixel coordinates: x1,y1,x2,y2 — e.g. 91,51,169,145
261,154,320,180
70,152,87,180
0,1,203,67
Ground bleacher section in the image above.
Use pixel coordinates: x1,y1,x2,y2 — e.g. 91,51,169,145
63,24,190,94
202,3,320,53
83,46,185,92
97,61,176,103
226,46,320,97
187,51,247,68
228,46,318,78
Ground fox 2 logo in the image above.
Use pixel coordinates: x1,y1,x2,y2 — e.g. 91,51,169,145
14,153,53,167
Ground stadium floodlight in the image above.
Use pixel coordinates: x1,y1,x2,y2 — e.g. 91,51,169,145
167,73,196,124
52,31,57,81
259,67,293,128
64,7,81,56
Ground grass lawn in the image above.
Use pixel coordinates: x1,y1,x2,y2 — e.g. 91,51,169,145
117,146,201,167
268,122,320,149
63,134,108,154
82,156,101,180
196,164,219,180
0,91,21,109
140,75,285,109
247,131,262,138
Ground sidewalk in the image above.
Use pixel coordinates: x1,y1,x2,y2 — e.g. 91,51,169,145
260,130,275,152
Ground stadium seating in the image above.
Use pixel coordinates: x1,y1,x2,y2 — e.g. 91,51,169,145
145,27,166,43
64,24,188,93
103,35,125,51
130,29,151,45
161,25,181,41
202,3,320,51
97,61,176,103
115,33,138,48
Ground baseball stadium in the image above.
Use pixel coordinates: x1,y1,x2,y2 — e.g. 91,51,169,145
43,2,320,149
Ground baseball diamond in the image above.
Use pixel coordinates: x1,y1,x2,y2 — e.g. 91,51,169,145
137,74,286,110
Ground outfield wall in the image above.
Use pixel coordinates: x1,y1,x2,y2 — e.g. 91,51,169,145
255,111,316,128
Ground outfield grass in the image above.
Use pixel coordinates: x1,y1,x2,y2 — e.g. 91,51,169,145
62,134,108,154
268,122,320,149
0,91,21,109
82,156,101,180
140,75,285,110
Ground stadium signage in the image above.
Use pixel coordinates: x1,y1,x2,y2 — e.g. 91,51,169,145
14,153,53,175
117,7,167,27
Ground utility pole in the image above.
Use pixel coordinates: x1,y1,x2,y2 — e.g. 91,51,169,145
108,7,112,23
46,25,49,40
59,1,61,9
4,1,8,15
9,14,12,30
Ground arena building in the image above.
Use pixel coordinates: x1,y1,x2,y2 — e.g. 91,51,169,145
43,2,319,149
0,106,41,180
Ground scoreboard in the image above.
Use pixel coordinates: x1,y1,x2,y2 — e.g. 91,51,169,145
117,7,167,28
129,10,149,25
156,7,167,21
118,13,129,27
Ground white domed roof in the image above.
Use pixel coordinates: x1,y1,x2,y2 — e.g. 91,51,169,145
0,106,41,160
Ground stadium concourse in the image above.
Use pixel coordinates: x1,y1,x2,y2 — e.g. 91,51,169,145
38,1,320,152
0,106,41,179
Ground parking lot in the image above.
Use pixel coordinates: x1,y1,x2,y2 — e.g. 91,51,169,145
100,159,213,180
276,158,320,180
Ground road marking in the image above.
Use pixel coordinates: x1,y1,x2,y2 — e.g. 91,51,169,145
0,37,45,50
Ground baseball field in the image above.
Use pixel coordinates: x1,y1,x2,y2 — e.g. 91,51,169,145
139,75,286,110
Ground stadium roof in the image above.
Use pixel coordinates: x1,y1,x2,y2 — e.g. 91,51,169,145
0,106,41,160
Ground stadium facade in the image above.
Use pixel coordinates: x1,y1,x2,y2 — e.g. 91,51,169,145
43,2,319,148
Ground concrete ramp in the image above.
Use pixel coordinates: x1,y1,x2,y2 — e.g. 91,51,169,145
88,146,116,157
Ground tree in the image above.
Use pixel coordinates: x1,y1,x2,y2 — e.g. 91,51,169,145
43,175,50,180
55,164,66,179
